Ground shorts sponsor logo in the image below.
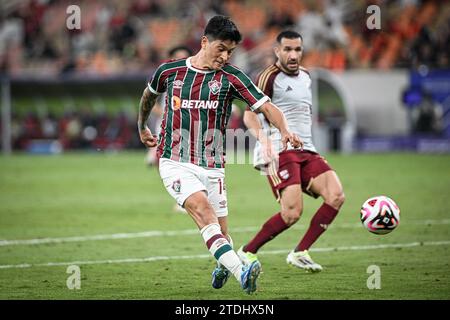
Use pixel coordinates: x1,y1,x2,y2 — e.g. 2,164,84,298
172,179,181,193
219,200,227,208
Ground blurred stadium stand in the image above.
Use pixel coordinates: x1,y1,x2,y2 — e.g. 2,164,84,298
0,0,449,154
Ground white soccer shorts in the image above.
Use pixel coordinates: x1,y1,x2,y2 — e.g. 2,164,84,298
159,158,228,217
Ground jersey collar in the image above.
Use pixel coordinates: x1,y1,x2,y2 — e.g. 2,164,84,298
186,57,216,74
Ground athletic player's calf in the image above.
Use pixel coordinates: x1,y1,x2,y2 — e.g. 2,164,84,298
184,191,218,228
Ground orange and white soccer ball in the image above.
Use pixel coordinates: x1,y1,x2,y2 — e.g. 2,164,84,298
360,196,400,235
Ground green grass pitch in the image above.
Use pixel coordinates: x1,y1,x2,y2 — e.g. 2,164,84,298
0,152,449,299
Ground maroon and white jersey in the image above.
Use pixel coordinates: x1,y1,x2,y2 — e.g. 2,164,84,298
148,57,269,168
253,64,317,168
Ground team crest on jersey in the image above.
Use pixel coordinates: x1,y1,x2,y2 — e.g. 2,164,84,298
173,80,184,89
279,169,290,180
172,179,181,193
208,80,222,95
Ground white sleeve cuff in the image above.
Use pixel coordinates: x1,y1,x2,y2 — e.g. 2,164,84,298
249,96,270,112
147,83,162,95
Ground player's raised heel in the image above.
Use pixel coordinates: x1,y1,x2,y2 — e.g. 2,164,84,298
240,260,261,294
286,250,323,273
237,246,259,265
211,266,231,289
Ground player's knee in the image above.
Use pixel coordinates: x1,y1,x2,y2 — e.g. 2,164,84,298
335,191,345,208
282,204,302,226
327,191,345,210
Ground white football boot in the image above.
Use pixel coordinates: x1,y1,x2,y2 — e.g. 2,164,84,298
286,250,323,273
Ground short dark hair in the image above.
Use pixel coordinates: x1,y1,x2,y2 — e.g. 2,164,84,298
168,45,192,58
276,30,303,43
204,15,242,43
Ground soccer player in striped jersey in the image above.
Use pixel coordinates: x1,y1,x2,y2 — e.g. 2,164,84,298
145,45,193,169
137,16,302,294
145,45,193,214
238,30,345,272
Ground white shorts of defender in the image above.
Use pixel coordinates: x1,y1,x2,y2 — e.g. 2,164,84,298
159,158,228,217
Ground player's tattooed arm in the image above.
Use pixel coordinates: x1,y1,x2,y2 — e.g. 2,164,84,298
137,87,158,148
137,87,158,132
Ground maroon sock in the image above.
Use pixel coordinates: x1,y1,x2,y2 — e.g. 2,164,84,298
296,203,339,251
244,212,289,253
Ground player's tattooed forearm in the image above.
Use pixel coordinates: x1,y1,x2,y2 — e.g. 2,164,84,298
138,87,157,130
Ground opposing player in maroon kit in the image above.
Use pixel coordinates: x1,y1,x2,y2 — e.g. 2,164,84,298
137,17,302,293
238,30,345,272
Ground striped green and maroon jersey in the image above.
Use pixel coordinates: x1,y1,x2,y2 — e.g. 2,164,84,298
148,57,269,168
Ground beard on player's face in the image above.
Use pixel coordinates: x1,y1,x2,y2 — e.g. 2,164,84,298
283,57,299,71
279,54,301,74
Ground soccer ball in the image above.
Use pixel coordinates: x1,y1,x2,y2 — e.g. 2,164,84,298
360,196,400,235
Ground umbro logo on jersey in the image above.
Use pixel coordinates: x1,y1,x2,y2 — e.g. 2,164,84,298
208,80,222,95
285,85,293,92
173,80,184,89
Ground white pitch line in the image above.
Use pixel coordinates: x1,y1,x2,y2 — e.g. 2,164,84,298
0,219,449,247
0,240,449,270
0,227,259,247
